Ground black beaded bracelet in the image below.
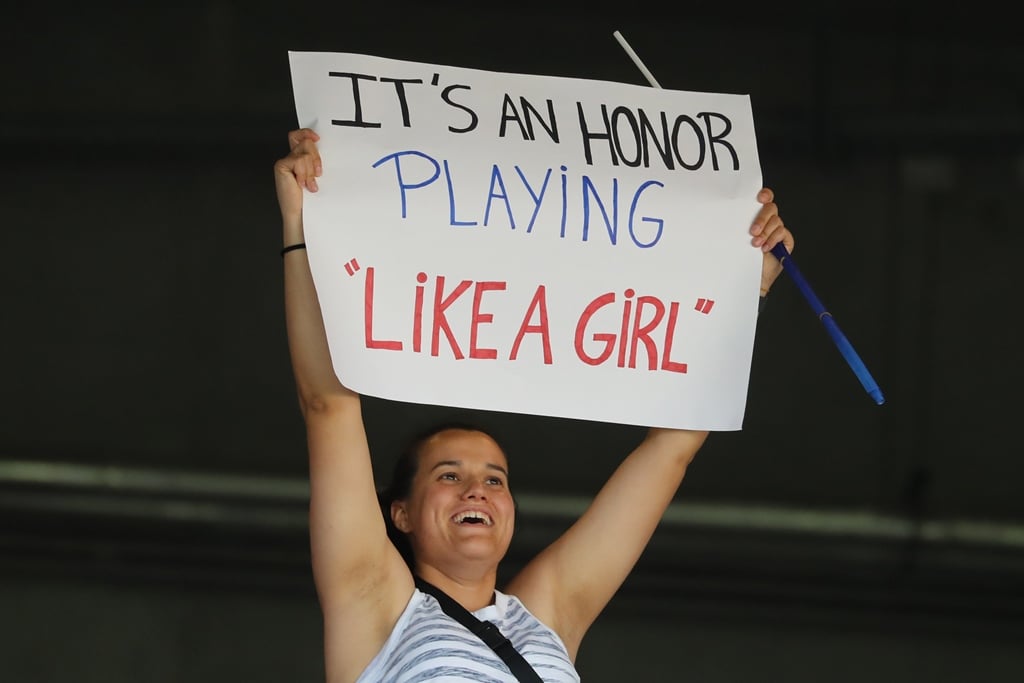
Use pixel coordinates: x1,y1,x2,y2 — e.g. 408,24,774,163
280,243,306,257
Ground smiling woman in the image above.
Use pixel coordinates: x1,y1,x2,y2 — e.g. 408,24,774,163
274,126,794,683
379,422,516,570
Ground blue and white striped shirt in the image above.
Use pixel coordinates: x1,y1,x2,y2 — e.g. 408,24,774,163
356,588,580,682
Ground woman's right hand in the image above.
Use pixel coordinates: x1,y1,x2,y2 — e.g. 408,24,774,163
273,128,322,224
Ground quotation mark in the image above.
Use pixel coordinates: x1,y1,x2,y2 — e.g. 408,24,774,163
344,258,361,276
694,298,714,314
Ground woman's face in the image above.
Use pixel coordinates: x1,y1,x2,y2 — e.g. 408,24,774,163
391,429,515,570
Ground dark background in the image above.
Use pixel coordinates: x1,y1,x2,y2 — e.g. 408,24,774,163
3,3,1022,681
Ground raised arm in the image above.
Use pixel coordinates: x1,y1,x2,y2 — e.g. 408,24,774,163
506,428,706,660
275,129,413,681
507,188,794,660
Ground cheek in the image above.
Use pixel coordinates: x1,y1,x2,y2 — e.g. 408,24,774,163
418,487,454,517
402,489,434,526
501,496,517,523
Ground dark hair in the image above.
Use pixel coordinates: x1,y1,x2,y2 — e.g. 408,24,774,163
378,420,511,569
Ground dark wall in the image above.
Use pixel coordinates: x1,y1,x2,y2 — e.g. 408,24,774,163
2,4,1022,681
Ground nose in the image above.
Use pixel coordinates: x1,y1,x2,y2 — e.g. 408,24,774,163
461,478,488,500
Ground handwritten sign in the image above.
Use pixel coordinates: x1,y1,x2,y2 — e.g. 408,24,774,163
288,51,764,430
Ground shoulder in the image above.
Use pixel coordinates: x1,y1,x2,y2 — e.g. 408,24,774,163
494,591,580,681
495,590,556,636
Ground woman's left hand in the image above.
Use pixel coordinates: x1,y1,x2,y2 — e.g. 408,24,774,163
749,187,795,296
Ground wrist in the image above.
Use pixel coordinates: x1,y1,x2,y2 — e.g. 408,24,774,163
281,214,304,245
280,242,306,257
282,232,304,249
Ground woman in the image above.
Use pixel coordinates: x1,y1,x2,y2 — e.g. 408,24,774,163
274,127,794,682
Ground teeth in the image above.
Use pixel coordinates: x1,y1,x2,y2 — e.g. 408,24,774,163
453,511,493,526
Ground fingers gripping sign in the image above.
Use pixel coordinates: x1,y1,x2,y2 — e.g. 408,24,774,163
275,128,324,221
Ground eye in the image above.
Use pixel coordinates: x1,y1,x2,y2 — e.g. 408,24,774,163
486,476,505,486
439,472,459,481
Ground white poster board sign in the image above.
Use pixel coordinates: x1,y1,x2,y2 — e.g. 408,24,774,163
289,51,764,430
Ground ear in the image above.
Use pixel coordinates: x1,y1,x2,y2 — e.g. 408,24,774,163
391,500,412,533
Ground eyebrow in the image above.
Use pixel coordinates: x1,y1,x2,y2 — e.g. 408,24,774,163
429,459,509,477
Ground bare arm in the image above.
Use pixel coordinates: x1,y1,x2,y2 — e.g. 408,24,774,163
506,428,705,658
276,129,412,682
508,187,795,659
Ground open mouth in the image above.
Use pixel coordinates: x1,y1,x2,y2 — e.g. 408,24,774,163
452,511,493,526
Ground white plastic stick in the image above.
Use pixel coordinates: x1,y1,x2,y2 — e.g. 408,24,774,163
612,30,662,88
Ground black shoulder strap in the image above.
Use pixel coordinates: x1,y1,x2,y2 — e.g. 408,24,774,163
414,576,544,683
